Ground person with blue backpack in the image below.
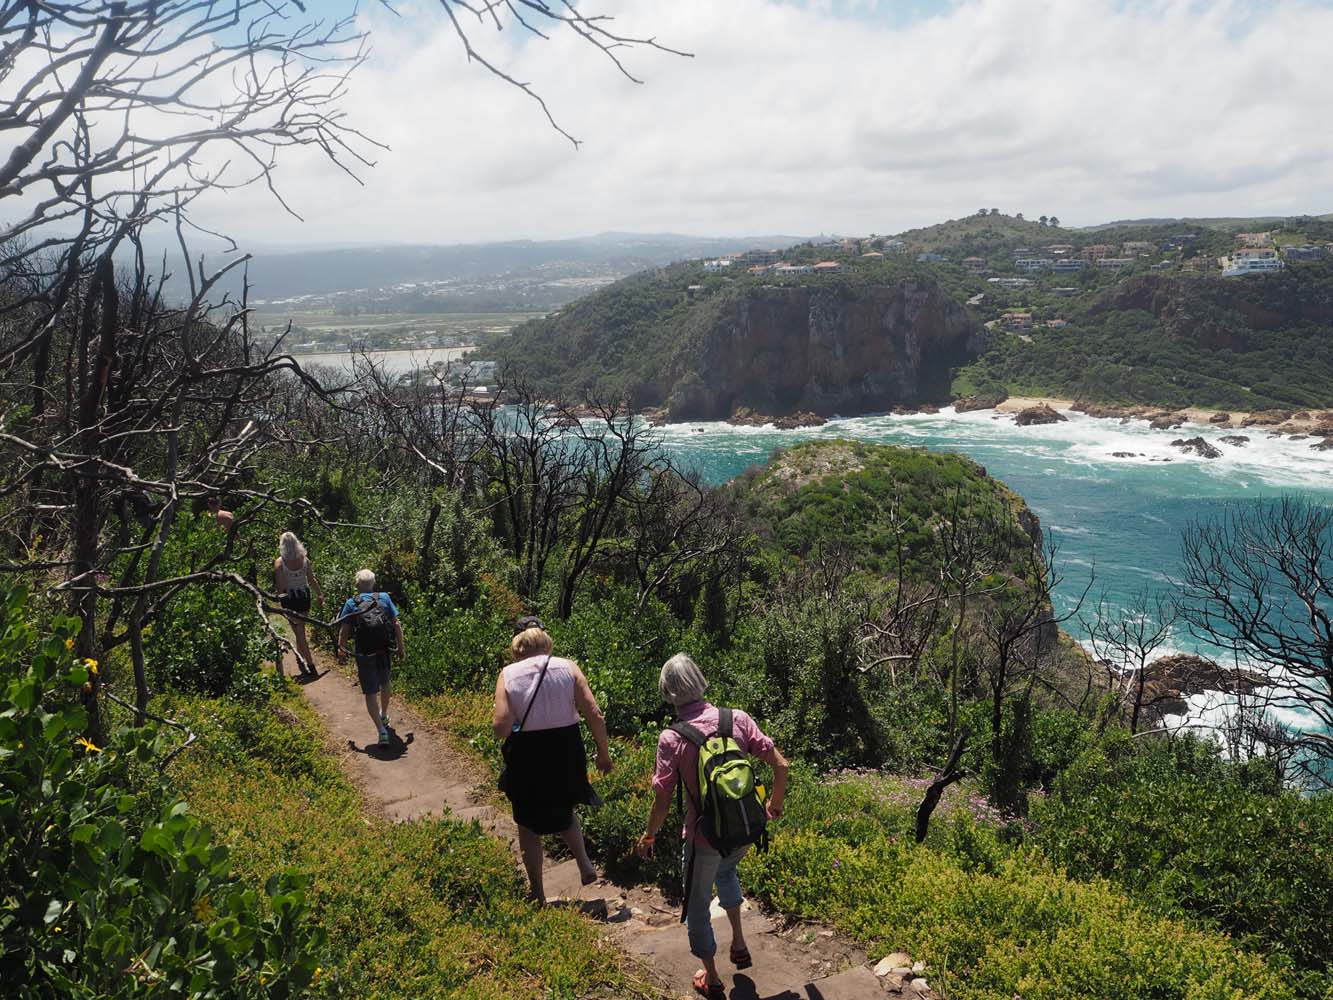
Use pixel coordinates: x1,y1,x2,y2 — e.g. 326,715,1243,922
636,653,789,1000
335,569,405,747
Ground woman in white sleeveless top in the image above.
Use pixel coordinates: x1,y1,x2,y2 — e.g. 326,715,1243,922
492,615,613,903
274,531,324,677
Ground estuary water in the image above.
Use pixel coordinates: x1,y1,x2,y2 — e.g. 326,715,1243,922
652,407,1333,734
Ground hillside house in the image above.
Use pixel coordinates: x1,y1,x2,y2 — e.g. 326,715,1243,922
1046,244,1075,256
1095,257,1133,269
1081,244,1116,260
1122,241,1155,256
987,277,1034,289
1182,256,1215,272
1015,257,1053,271
773,264,813,275
1052,286,1079,296
1046,318,1069,328
748,264,771,275
861,251,885,260
1050,259,1087,272
703,258,733,271
1001,312,1034,331
962,256,987,272
917,252,946,263
1284,245,1326,262
1221,248,1283,276
738,249,780,267
1235,232,1273,246
882,239,910,254
813,261,843,273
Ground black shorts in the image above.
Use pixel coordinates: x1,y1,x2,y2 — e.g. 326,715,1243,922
281,589,312,614
356,650,392,695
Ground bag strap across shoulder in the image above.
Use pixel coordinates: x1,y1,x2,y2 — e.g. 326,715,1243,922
513,654,553,734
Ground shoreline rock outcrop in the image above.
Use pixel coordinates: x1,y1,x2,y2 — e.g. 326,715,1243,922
1013,404,1067,426
1170,436,1222,459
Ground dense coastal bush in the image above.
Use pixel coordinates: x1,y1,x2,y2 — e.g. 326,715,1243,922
1032,733,1333,979
0,586,322,999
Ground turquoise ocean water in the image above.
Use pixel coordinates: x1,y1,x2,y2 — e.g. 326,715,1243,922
651,406,1333,733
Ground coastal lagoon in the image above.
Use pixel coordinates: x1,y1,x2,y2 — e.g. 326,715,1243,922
653,406,1333,734
295,346,473,375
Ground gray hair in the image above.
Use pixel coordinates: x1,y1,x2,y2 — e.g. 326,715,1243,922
279,531,306,564
659,653,707,707
355,568,376,592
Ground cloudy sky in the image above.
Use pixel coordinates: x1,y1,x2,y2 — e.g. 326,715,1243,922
200,0,1333,246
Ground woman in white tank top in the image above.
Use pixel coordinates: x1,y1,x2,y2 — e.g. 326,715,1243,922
274,531,324,677
492,615,613,903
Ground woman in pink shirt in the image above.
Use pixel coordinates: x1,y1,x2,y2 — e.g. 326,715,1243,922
492,615,613,903
636,653,789,1000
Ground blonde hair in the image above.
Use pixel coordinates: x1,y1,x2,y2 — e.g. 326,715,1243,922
279,531,306,565
511,627,553,659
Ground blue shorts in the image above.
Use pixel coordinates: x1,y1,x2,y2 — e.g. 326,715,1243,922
356,650,392,695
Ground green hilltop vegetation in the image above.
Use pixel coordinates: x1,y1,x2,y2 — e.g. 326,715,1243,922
492,212,1333,415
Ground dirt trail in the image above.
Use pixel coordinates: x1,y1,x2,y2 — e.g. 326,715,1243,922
294,652,919,1000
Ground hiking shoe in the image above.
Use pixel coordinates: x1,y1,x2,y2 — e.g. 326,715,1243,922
377,727,390,747
380,712,390,729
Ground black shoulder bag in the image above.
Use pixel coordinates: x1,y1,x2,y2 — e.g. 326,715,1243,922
497,655,552,796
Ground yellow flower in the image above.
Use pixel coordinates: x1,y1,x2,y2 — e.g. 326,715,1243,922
193,898,215,922
313,968,323,983
76,736,102,754
64,638,74,651
84,658,98,675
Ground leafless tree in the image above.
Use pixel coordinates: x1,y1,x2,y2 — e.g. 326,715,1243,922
975,535,1090,764
1084,587,1178,734
624,465,744,615
1180,498,1333,788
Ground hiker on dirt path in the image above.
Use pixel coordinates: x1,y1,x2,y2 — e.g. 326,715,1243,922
336,569,405,747
274,531,324,677
635,653,789,1000
492,615,613,904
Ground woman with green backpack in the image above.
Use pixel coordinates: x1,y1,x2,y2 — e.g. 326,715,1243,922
635,653,789,1000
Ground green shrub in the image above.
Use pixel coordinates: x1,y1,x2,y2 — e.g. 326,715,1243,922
145,580,268,696
0,585,322,999
1032,733,1333,980
746,796,1299,1000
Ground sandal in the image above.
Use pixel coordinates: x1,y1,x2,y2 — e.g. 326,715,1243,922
692,969,725,999
730,945,752,970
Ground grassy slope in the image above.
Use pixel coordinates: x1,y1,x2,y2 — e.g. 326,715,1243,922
165,689,656,1000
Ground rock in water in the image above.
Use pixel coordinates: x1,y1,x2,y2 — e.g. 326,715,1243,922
1150,412,1187,430
1209,411,1231,424
1013,404,1067,426
1170,436,1222,459
953,391,1007,412
1220,435,1249,447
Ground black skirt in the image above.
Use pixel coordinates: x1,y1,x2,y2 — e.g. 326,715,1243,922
281,588,312,614
501,724,596,835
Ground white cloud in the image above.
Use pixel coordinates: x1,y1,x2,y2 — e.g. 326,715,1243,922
193,0,1333,245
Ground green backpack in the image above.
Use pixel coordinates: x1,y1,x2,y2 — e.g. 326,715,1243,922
671,708,769,856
